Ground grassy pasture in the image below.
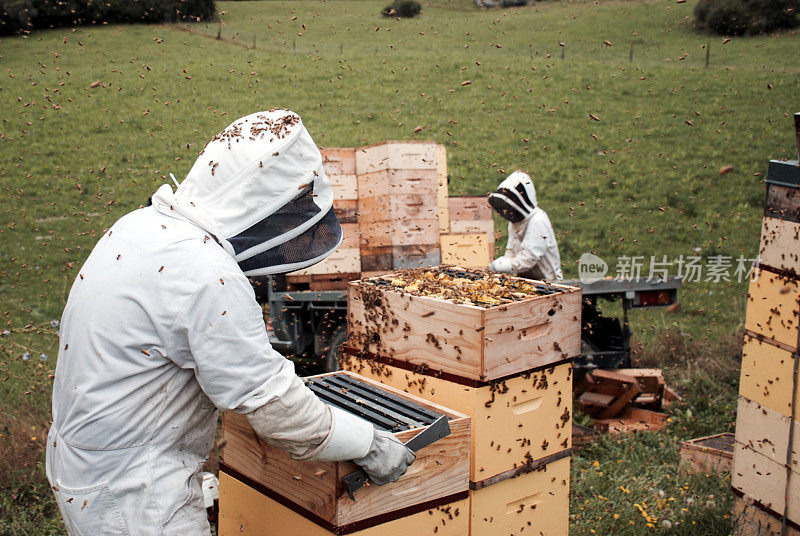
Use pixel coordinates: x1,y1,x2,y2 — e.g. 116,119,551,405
0,0,798,533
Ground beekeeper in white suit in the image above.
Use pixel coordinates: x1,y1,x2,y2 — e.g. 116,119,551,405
487,171,563,280
46,110,415,535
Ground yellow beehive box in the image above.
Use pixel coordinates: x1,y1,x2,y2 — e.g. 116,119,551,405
732,444,800,525
347,268,582,381
340,351,572,484
759,216,800,277
735,396,798,474
744,269,800,349
219,470,469,536
440,234,491,269
469,456,570,536
739,335,799,418
733,494,800,536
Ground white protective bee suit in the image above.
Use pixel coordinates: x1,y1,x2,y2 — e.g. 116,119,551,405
46,110,414,535
487,171,563,281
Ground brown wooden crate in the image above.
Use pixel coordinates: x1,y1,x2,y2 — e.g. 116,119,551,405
360,245,441,272
340,352,573,482
744,269,800,349
321,147,356,176
679,433,734,474
347,272,581,381
448,196,493,221
218,471,469,536
760,216,800,276
355,141,438,174
221,371,470,528
739,335,799,418
468,456,570,536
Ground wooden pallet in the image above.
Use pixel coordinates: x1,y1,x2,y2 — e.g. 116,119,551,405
592,407,668,434
347,272,581,381
340,350,572,484
221,371,470,529
218,470,469,536
679,433,734,474
576,369,642,419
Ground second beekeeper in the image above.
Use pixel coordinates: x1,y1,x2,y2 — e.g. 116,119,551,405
487,171,564,280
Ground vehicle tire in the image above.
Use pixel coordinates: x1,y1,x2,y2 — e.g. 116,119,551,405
323,324,347,372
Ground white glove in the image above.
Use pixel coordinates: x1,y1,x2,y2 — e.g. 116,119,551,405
488,256,513,273
352,429,416,486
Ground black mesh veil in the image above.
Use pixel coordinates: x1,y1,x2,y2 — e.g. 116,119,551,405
235,205,342,276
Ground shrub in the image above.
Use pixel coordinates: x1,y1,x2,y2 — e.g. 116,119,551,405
382,0,421,18
694,0,799,35
0,0,216,35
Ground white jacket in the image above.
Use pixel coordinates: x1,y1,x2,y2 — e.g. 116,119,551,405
489,208,564,281
46,111,373,535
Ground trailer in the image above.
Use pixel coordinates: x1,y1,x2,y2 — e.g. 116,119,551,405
257,273,680,375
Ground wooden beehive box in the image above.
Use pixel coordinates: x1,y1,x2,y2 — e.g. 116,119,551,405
322,148,358,224
436,144,450,234
744,268,800,349
448,195,495,256
347,267,581,381
218,470,469,536
221,371,470,530
468,456,571,536
440,233,490,268
679,433,734,474
733,494,800,536
340,350,572,484
735,396,799,475
732,441,800,525
739,334,799,418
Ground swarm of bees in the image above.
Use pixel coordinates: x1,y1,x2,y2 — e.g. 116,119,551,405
363,266,544,307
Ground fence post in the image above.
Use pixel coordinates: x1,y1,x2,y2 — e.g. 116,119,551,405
705,41,710,68
561,45,565,59
216,22,221,40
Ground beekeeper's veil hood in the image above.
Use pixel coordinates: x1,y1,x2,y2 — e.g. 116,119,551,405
151,110,341,276
488,171,537,223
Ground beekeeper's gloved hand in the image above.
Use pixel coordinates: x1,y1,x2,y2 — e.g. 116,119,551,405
488,256,513,273
353,429,416,486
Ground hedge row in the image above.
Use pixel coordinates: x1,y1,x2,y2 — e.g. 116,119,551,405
694,0,799,35
0,0,216,35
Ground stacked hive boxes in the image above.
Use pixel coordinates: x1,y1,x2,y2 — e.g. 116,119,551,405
218,371,472,535
342,267,581,535
733,155,800,536
443,196,496,269
286,142,495,290
356,141,442,272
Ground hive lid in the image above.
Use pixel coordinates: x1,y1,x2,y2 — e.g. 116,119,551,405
766,159,800,189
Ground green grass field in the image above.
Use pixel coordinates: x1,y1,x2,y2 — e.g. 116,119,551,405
0,0,798,533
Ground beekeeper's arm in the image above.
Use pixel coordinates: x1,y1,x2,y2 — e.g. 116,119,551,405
170,269,414,483
489,218,551,275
